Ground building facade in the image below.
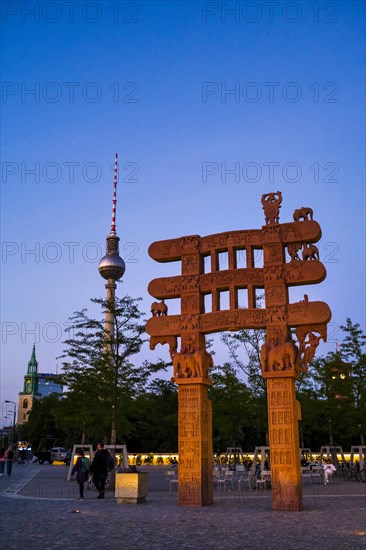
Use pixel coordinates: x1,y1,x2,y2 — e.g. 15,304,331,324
38,373,63,397
17,345,63,424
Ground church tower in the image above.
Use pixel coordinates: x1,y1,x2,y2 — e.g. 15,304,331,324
17,344,41,424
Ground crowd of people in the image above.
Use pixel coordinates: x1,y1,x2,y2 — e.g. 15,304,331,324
2,441,361,491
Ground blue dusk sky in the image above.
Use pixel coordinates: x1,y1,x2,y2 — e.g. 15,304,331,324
1,0,365,420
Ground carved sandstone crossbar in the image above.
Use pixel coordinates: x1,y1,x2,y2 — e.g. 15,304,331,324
146,192,331,510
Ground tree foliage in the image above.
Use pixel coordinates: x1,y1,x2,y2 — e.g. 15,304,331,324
57,295,150,444
21,312,366,453
20,395,66,451
300,319,366,448
221,329,266,397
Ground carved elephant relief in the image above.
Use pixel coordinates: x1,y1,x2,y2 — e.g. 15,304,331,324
293,207,313,222
151,300,168,316
260,341,298,372
172,350,213,380
302,243,319,261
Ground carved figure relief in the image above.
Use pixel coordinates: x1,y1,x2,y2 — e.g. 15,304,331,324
150,335,177,358
261,340,298,372
266,325,287,346
266,306,286,325
262,225,282,243
163,242,178,257
287,243,301,262
264,266,284,282
172,350,213,380
264,243,283,265
304,332,322,368
181,293,200,313
182,254,200,274
286,262,304,282
181,333,199,354
296,324,327,347
181,314,199,331
280,223,301,242
266,285,286,306
261,191,282,225
151,300,168,316
295,329,324,371
181,236,200,253
293,207,313,222
302,243,319,261
180,448,197,470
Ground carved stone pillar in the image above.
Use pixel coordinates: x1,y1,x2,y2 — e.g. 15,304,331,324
261,221,303,511
265,376,303,511
176,377,213,506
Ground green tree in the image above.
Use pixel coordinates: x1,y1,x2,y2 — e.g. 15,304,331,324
300,319,366,448
128,379,178,452
220,329,268,447
210,363,261,451
221,329,266,397
59,295,149,446
339,319,366,419
21,394,66,451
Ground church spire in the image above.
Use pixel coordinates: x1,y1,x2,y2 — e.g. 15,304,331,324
27,344,38,374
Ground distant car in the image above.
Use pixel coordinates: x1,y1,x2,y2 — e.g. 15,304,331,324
50,447,67,462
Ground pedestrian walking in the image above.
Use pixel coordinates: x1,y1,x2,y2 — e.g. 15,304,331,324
65,448,72,467
0,448,6,476
90,442,114,499
6,447,15,476
71,450,90,500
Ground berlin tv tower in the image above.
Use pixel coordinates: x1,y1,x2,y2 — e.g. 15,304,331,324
98,153,126,331
98,153,125,456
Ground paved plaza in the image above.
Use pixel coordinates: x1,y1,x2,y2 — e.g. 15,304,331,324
0,463,365,549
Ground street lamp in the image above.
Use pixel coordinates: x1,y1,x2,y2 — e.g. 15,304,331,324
5,401,16,446
3,415,11,426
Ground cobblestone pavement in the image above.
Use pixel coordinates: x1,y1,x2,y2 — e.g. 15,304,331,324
1,464,365,549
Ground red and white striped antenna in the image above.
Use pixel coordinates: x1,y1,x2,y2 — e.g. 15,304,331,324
111,153,118,234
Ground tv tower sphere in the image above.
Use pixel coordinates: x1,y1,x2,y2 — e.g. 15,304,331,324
98,153,125,281
98,239,126,280
98,252,125,280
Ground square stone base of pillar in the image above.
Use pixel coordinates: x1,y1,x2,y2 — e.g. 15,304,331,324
115,472,148,504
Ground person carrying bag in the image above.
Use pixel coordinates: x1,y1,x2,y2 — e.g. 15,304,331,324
71,450,90,500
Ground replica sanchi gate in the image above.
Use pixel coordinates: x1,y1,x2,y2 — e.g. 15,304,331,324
146,192,331,511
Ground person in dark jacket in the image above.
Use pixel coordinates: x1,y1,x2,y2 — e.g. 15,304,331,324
6,447,14,476
90,442,113,499
71,450,90,500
